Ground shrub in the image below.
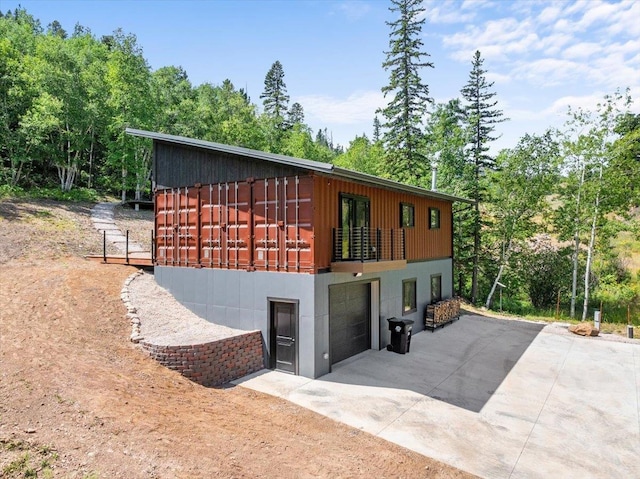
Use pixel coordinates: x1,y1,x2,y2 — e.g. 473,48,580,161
522,235,572,309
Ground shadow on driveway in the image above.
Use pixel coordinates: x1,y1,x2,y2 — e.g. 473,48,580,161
322,315,545,412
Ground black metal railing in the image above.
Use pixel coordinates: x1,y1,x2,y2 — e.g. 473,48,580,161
332,227,405,262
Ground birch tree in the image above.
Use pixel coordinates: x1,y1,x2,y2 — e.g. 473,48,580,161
555,90,633,319
484,132,560,309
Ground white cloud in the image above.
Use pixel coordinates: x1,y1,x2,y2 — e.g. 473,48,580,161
439,0,640,95
485,71,511,84
542,93,610,117
424,0,476,24
337,1,371,21
576,0,620,30
541,33,574,55
561,42,603,60
460,0,495,11
538,6,562,24
606,0,640,36
443,18,540,61
564,0,592,16
511,58,588,87
297,90,385,125
590,53,640,89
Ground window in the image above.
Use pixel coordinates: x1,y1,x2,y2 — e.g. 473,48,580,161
340,194,370,260
431,274,442,303
401,203,415,228
402,278,417,314
429,207,440,229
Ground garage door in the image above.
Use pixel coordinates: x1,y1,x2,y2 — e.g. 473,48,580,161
329,282,371,365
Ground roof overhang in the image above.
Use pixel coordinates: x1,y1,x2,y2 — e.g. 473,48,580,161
126,128,474,204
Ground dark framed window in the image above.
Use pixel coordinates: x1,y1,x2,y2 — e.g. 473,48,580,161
402,278,417,314
431,274,442,303
429,207,440,229
401,203,415,228
339,194,370,260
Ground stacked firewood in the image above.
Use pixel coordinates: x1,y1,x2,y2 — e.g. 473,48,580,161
425,298,460,327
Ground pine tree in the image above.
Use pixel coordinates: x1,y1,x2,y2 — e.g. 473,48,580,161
379,0,433,185
460,50,506,303
288,102,304,126
260,60,289,127
372,115,381,143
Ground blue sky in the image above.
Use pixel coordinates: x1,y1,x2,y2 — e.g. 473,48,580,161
5,0,639,151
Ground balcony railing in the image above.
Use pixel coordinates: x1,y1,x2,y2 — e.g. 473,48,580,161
332,227,405,262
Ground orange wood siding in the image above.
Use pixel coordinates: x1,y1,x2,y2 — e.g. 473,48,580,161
312,175,452,270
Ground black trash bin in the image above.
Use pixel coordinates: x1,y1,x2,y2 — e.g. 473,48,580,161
386,318,414,354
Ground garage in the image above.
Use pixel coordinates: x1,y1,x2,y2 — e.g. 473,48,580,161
329,282,371,365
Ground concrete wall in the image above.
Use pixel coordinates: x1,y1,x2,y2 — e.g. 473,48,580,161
313,258,453,377
155,258,451,380
154,266,316,378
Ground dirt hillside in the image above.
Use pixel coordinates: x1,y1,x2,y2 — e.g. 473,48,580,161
0,198,475,478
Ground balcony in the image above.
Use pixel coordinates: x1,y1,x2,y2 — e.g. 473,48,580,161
330,227,407,274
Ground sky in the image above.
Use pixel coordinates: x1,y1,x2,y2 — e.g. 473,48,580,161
4,0,639,152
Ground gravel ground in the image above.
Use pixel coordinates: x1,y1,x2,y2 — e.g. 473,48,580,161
128,271,246,346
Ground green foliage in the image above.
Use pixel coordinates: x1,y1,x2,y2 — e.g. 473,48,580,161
0,11,339,196
333,135,383,175
0,185,100,202
425,99,470,194
459,50,506,303
460,51,506,179
260,60,289,126
288,102,304,126
522,238,572,309
379,0,433,184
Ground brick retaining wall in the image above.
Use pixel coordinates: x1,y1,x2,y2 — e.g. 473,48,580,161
140,331,264,387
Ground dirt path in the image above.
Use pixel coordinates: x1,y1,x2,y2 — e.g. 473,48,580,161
0,199,474,478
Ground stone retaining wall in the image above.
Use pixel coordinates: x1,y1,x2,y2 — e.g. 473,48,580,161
140,332,264,387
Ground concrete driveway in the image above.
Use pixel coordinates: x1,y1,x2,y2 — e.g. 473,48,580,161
234,315,640,478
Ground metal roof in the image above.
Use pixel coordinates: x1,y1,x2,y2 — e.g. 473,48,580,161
126,128,473,204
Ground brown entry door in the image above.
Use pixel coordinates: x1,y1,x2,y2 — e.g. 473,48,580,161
271,302,297,374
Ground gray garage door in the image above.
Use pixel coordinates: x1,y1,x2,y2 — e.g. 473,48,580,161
329,282,371,365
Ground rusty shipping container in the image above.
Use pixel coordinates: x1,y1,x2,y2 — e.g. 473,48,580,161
155,175,315,273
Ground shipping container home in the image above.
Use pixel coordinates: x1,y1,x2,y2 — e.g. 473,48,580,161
127,128,473,379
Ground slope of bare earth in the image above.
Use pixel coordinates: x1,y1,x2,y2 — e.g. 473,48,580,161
0,198,475,479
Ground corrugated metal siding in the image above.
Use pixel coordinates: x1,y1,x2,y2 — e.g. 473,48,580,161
155,187,200,266
155,176,314,273
313,175,452,270
155,142,302,188
200,182,251,269
253,176,314,272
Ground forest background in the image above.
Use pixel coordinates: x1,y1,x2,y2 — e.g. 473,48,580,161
1,3,638,325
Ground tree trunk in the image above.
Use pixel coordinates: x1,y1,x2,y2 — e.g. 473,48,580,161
485,263,505,309
570,163,585,318
121,165,127,203
471,202,480,304
485,238,512,309
582,164,603,321
87,129,95,189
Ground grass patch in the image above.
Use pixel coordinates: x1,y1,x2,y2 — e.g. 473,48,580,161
0,185,104,203
1,439,58,478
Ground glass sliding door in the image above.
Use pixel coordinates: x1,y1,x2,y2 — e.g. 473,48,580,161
340,194,370,260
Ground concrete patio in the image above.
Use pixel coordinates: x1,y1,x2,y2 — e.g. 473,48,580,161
234,314,640,479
